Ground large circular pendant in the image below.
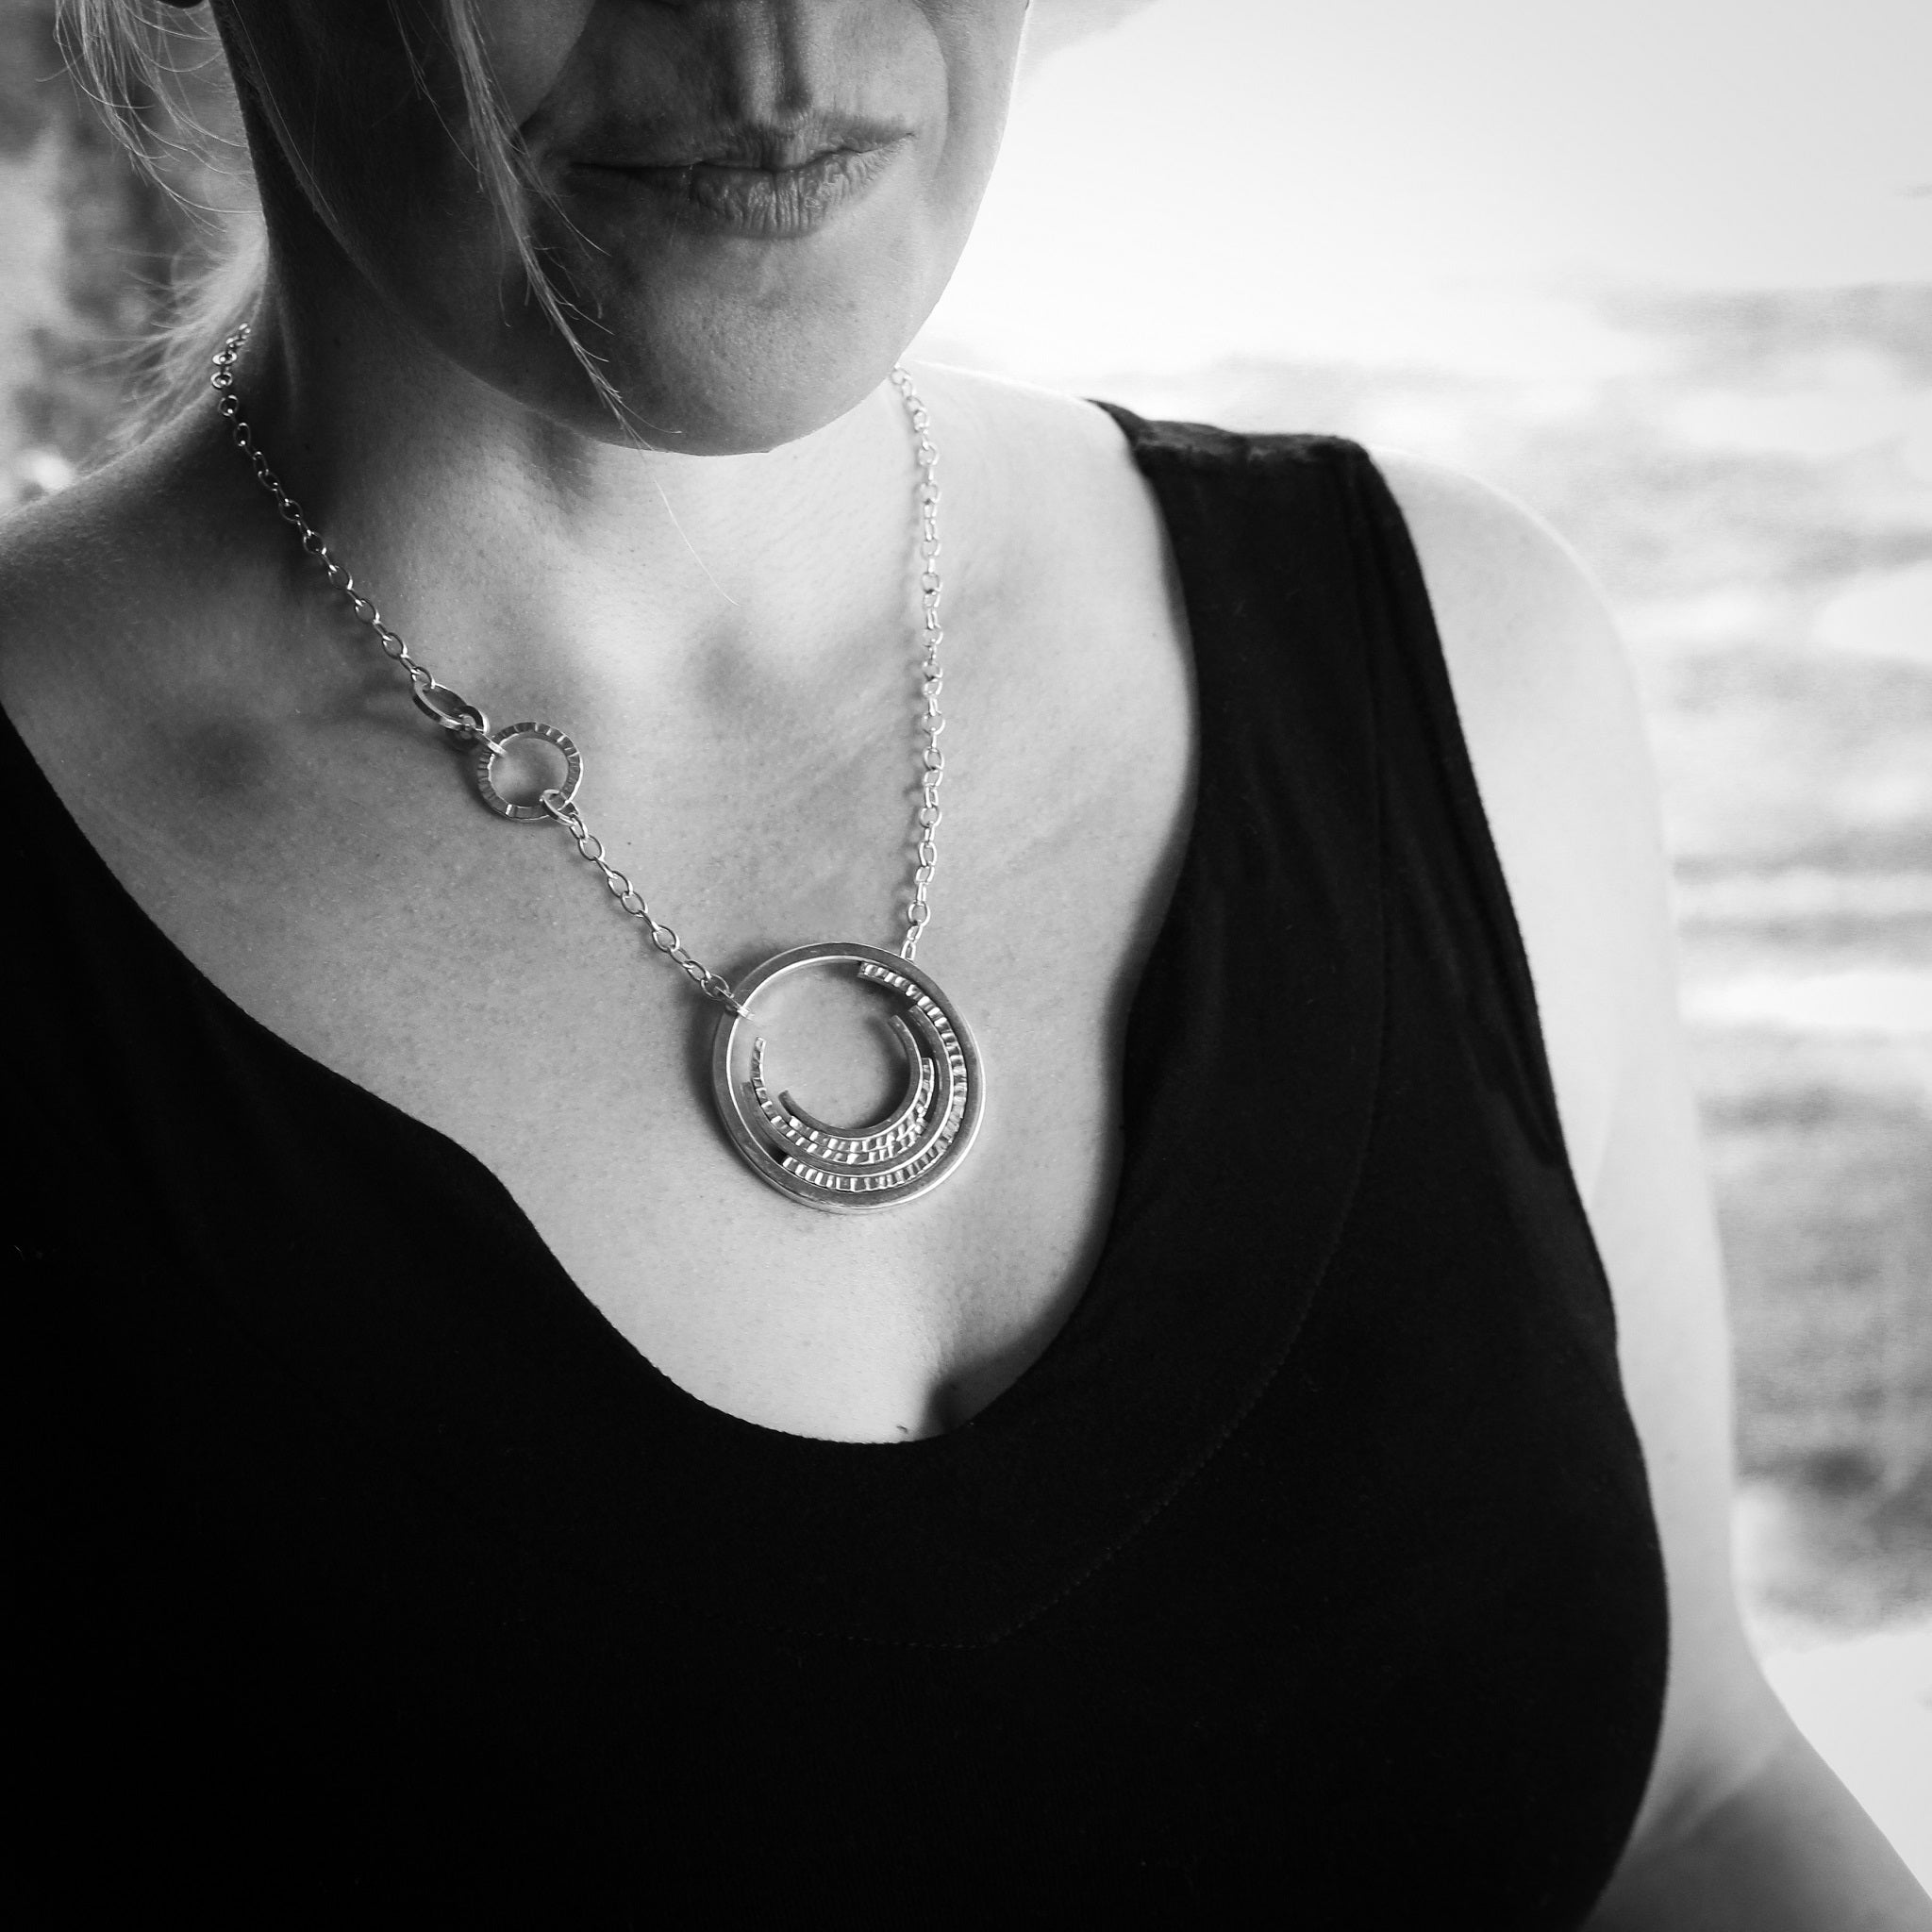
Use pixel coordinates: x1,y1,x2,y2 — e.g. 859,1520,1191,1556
710,941,984,1213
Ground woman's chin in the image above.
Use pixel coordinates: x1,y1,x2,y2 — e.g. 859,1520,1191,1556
510,196,948,454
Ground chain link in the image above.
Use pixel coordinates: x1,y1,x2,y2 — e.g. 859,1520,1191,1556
211,324,948,1003
210,327,496,747
533,787,751,1012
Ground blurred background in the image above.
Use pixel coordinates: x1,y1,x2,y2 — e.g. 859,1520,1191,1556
2,0,1927,1876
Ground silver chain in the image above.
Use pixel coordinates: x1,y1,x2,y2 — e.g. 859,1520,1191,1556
889,364,945,962
209,325,949,1009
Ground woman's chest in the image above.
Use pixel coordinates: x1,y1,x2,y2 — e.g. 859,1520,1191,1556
312,874,1163,1440
14,397,1194,1438
71,603,1190,1442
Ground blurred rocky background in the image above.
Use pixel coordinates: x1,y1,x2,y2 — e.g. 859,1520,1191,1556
0,0,241,490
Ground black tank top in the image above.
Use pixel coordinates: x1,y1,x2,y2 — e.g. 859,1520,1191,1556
8,419,1667,1926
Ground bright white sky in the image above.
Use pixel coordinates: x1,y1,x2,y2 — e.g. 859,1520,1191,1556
923,0,1932,377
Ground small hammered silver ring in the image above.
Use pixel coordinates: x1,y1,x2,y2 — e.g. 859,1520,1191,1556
474,722,582,823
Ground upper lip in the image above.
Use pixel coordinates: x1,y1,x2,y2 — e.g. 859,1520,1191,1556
568,112,912,174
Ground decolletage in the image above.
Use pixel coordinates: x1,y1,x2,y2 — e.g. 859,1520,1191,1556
7,418,1667,1925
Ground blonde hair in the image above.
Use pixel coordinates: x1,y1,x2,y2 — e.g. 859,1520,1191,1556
56,0,615,442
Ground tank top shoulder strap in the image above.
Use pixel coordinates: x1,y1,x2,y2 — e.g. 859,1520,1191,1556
1095,403,1570,1171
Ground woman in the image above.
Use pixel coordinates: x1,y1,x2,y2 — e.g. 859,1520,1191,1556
6,0,1925,1922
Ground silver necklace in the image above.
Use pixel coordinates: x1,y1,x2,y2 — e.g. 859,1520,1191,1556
209,326,983,1212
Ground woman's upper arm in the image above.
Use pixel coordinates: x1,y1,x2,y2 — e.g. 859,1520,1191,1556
1371,449,1794,1856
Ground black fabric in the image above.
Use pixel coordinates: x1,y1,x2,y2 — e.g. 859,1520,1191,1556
8,421,1668,1925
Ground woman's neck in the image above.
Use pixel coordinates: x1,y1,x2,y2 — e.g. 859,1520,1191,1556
208,285,930,713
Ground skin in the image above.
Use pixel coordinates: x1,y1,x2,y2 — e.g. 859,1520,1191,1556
224,0,1020,447
3,1,1926,1921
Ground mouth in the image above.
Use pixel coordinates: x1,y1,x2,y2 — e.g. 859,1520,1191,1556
564,115,913,238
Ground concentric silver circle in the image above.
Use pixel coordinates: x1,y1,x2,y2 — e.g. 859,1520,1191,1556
474,723,581,822
710,941,985,1213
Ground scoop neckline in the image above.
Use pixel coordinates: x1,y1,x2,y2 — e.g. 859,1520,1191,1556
0,404,1200,1457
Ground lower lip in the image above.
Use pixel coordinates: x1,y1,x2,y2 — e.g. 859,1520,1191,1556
569,142,905,238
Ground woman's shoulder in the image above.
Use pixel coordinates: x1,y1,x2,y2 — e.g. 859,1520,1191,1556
1371,458,1798,1862
1373,447,1629,740
0,417,289,960
0,414,272,810
0,452,133,674
1371,450,1655,1191
0,426,198,732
